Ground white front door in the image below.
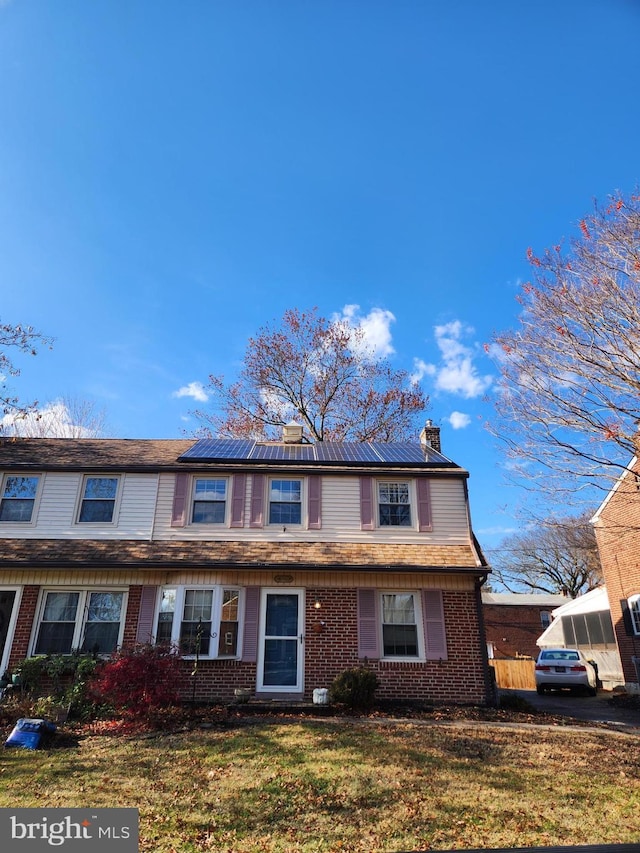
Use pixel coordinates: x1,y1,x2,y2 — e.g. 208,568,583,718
257,589,304,693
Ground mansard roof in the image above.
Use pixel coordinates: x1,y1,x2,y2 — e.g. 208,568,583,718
0,538,487,571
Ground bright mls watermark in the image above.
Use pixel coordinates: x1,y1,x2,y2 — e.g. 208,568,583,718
0,808,138,850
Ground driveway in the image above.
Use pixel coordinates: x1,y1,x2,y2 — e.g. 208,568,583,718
502,688,640,730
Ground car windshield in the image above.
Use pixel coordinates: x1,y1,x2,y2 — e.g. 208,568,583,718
541,651,580,662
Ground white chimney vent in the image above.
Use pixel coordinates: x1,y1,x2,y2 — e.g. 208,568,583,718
282,422,304,444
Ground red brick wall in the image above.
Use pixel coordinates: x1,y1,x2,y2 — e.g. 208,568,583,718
8,585,39,671
122,585,142,647
183,587,489,705
594,464,640,685
483,604,550,660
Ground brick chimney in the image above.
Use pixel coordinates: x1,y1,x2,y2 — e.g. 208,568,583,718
420,420,441,453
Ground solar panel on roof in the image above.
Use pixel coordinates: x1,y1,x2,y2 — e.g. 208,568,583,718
320,442,383,463
370,442,426,464
179,438,255,460
250,443,316,461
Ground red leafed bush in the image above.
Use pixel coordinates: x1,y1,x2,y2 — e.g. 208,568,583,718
89,644,185,719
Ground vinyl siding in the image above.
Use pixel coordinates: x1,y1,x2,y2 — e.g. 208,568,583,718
154,473,470,544
0,472,158,539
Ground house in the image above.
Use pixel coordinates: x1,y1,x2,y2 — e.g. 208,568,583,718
482,592,568,660
535,586,623,690
591,456,640,693
0,424,493,705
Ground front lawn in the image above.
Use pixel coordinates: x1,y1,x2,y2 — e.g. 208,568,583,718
1,717,638,852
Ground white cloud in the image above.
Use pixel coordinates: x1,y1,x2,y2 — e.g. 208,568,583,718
173,381,209,403
410,358,436,385
333,304,396,359
448,411,471,429
420,320,493,399
1,402,93,437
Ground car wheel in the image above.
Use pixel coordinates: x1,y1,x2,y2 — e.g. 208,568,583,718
587,685,597,697
536,686,545,695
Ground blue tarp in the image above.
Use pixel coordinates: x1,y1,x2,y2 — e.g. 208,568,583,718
4,718,56,750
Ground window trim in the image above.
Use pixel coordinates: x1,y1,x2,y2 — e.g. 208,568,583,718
0,473,43,525
75,474,122,526
154,585,244,660
628,594,640,636
267,477,303,527
379,590,425,661
190,476,229,526
30,588,128,657
376,480,414,529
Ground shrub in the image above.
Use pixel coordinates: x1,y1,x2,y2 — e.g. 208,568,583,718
329,666,379,711
88,644,184,720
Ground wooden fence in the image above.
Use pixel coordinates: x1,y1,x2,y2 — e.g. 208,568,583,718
489,658,536,691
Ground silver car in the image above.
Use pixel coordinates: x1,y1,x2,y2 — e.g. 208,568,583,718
535,648,597,696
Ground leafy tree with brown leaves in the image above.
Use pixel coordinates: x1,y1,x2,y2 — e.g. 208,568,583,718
0,319,52,427
489,512,602,598
489,191,640,500
195,307,428,441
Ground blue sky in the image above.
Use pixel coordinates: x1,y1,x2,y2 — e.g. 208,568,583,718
1,1,639,552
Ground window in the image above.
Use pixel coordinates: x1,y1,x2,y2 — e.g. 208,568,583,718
78,477,119,523
192,478,227,524
628,595,640,636
378,482,411,527
0,475,40,523
33,590,125,655
269,479,301,525
381,593,421,657
155,586,242,658
540,610,552,630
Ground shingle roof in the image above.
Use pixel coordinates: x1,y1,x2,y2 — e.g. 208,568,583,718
0,437,465,474
0,539,486,572
0,438,195,469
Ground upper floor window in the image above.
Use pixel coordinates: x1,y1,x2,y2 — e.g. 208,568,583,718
540,610,552,630
269,479,301,525
629,595,640,636
192,478,227,524
155,586,242,658
33,589,125,655
378,482,411,527
0,475,40,523
78,476,119,523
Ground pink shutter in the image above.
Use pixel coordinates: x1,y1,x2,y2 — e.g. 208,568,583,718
171,472,189,527
423,590,448,660
250,474,265,528
136,586,158,645
357,588,380,659
359,476,375,530
308,475,322,529
242,586,260,662
230,474,246,528
416,477,432,532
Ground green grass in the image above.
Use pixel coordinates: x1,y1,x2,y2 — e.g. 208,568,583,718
1,719,638,852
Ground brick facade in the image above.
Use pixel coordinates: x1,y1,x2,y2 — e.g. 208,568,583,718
176,587,489,705
593,460,640,688
483,604,550,659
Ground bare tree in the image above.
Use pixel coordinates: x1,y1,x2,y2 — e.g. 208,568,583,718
195,307,428,441
489,191,640,501
0,319,52,422
0,396,108,438
488,513,603,597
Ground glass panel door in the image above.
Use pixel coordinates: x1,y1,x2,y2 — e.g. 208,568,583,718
258,590,303,692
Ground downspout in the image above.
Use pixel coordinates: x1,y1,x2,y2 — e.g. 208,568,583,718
475,574,497,706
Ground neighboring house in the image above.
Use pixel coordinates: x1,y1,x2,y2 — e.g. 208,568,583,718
536,586,623,690
0,424,493,705
482,592,568,660
591,456,640,693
